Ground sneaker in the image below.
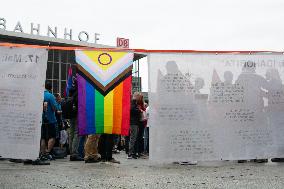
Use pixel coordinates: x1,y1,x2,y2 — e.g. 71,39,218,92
188,161,197,165
139,154,148,159
179,161,197,165
109,158,120,164
238,160,247,163
112,149,120,154
127,155,133,159
271,158,284,162
9,159,23,163
132,154,138,159
46,153,55,161
39,154,51,161
127,154,137,159
85,158,101,163
32,159,50,165
23,160,33,165
255,159,268,163
70,155,84,161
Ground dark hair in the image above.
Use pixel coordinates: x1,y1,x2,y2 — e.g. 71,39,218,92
45,81,52,91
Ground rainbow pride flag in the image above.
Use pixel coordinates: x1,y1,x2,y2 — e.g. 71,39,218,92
76,50,134,135
78,75,131,135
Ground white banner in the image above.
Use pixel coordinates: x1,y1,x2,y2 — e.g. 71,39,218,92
0,47,47,159
148,53,284,162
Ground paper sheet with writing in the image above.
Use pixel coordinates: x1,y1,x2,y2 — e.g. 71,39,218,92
148,53,284,162
0,47,47,159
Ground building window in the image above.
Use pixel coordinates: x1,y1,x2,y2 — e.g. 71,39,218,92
46,50,76,95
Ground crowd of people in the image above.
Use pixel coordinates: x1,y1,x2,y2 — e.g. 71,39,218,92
4,80,150,165
128,92,149,159
4,62,284,166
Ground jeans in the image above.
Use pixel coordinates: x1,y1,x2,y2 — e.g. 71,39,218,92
78,136,86,158
144,127,149,153
138,123,145,154
68,118,81,157
98,134,114,161
129,124,139,155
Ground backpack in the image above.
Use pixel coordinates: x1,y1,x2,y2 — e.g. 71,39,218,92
61,97,75,119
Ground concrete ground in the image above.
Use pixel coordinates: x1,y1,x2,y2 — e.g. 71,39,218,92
1,153,284,189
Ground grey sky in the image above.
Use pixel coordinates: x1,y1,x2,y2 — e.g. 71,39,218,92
2,0,284,91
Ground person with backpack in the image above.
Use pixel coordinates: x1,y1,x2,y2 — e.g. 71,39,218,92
62,88,83,161
40,81,58,161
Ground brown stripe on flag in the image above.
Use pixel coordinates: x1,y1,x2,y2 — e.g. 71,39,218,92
77,64,133,93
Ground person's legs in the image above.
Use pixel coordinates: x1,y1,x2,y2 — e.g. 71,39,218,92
84,134,101,162
78,136,86,158
117,135,123,151
105,134,119,163
98,134,119,163
40,123,48,154
98,134,105,160
40,139,46,154
70,118,77,155
54,123,60,147
137,122,145,155
28,121,51,165
144,127,149,154
105,134,114,161
138,123,145,155
129,125,139,157
46,123,56,153
124,135,129,154
47,138,55,153
68,119,74,155
69,118,82,160
112,135,120,153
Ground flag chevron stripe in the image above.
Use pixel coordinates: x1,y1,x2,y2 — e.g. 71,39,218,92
77,64,105,90
77,66,132,96
76,51,134,86
76,57,105,84
76,57,133,86
77,64,133,91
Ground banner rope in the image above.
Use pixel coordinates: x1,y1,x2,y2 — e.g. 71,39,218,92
0,42,283,54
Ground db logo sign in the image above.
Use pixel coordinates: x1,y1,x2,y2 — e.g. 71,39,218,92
117,38,129,48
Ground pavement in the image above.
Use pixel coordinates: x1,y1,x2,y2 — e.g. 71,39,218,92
1,153,284,189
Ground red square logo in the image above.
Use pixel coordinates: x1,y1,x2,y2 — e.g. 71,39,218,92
117,38,129,48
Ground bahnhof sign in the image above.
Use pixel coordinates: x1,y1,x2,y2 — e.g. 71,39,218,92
0,18,145,94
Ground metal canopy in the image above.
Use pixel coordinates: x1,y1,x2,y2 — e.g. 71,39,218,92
0,30,146,61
